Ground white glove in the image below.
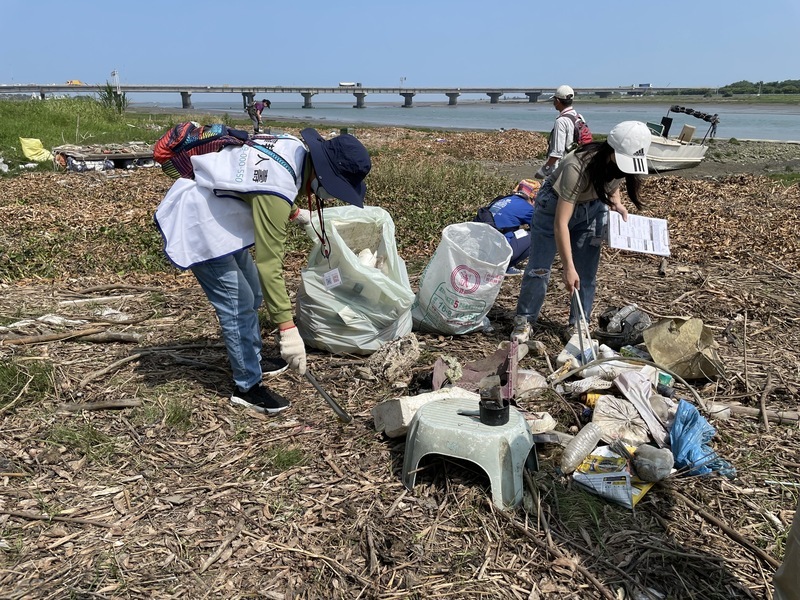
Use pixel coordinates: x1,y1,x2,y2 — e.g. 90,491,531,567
292,208,311,226
279,326,307,375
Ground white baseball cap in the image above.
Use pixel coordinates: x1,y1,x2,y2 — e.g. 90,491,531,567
607,121,651,175
550,85,574,100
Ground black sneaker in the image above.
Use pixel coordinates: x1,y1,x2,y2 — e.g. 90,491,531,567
262,356,288,377
231,384,290,414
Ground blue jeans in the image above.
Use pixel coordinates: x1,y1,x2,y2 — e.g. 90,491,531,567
507,231,531,269
191,249,263,390
516,179,606,326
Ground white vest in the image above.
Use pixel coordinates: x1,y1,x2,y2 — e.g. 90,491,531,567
192,135,306,200
154,135,307,269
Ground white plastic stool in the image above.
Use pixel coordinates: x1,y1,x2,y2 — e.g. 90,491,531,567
402,396,537,509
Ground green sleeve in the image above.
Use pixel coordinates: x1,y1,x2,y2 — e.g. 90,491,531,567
248,194,294,324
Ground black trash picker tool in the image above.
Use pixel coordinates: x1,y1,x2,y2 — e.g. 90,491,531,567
304,369,352,423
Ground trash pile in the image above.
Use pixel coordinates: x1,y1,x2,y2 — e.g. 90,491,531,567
544,305,735,508
51,142,156,172
367,302,736,511
291,196,736,513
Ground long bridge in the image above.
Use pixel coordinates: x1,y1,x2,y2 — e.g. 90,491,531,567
0,83,705,109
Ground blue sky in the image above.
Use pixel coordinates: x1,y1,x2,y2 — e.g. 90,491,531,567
2,0,796,89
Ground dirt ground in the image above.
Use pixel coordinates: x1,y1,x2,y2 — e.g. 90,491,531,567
1,130,799,599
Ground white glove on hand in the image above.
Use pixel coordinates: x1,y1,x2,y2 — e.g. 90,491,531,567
292,208,312,226
279,326,307,375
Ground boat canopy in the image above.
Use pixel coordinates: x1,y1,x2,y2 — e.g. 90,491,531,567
664,105,720,140
668,105,720,125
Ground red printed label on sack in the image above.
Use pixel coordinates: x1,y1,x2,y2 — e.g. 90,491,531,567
450,265,480,294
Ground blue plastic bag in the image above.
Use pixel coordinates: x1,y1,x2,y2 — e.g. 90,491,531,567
670,400,736,478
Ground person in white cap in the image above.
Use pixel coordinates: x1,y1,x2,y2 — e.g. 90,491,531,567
511,120,651,343
535,84,589,179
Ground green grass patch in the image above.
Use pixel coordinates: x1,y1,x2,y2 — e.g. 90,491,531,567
769,172,800,185
0,97,244,173
252,445,308,474
46,422,117,462
164,399,193,430
131,402,162,427
0,359,54,412
0,97,161,170
367,157,509,254
130,383,196,430
0,221,168,281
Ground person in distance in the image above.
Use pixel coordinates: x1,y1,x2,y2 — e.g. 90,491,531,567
248,98,271,134
535,84,589,179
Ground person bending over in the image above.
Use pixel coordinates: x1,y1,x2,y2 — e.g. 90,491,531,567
479,179,540,276
155,128,371,413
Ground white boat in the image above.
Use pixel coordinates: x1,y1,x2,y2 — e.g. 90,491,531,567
646,106,720,172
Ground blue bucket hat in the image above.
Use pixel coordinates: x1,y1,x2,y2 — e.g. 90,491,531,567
300,128,371,207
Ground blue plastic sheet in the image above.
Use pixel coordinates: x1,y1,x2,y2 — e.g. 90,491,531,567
669,399,736,478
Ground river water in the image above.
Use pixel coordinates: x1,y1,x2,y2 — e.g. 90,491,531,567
132,97,800,142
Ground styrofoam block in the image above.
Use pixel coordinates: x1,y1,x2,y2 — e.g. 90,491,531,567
371,386,480,438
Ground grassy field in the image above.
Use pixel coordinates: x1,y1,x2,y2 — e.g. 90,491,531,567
0,97,258,170
0,98,515,281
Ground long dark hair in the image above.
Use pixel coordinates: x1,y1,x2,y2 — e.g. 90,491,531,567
575,142,644,209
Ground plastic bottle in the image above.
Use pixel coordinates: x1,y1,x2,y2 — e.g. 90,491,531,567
606,304,638,333
560,422,603,474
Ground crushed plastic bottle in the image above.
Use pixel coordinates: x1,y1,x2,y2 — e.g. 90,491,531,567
607,304,639,333
560,422,603,474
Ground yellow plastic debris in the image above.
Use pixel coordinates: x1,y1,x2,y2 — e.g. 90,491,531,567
19,138,53,162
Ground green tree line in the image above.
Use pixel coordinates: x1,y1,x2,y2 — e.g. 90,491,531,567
718,79,800,95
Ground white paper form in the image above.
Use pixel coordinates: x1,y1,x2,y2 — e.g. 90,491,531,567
606,212,670,256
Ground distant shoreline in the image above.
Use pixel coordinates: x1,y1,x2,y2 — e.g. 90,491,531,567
125,97,800,141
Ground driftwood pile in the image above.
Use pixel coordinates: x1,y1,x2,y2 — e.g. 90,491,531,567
0,130,799,599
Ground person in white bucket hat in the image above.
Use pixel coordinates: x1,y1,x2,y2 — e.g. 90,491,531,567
511,121,651,344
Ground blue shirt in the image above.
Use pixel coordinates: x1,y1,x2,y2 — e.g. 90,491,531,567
489,194,534,239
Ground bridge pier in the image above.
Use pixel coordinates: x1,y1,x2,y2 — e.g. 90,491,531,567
400,92,415,108
242,92,255,110
595,91,611,98
525,92,541,102
301,92,315,108
446,92,460,106
180,91,193,109
487,92,503,104
353,92,367,108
